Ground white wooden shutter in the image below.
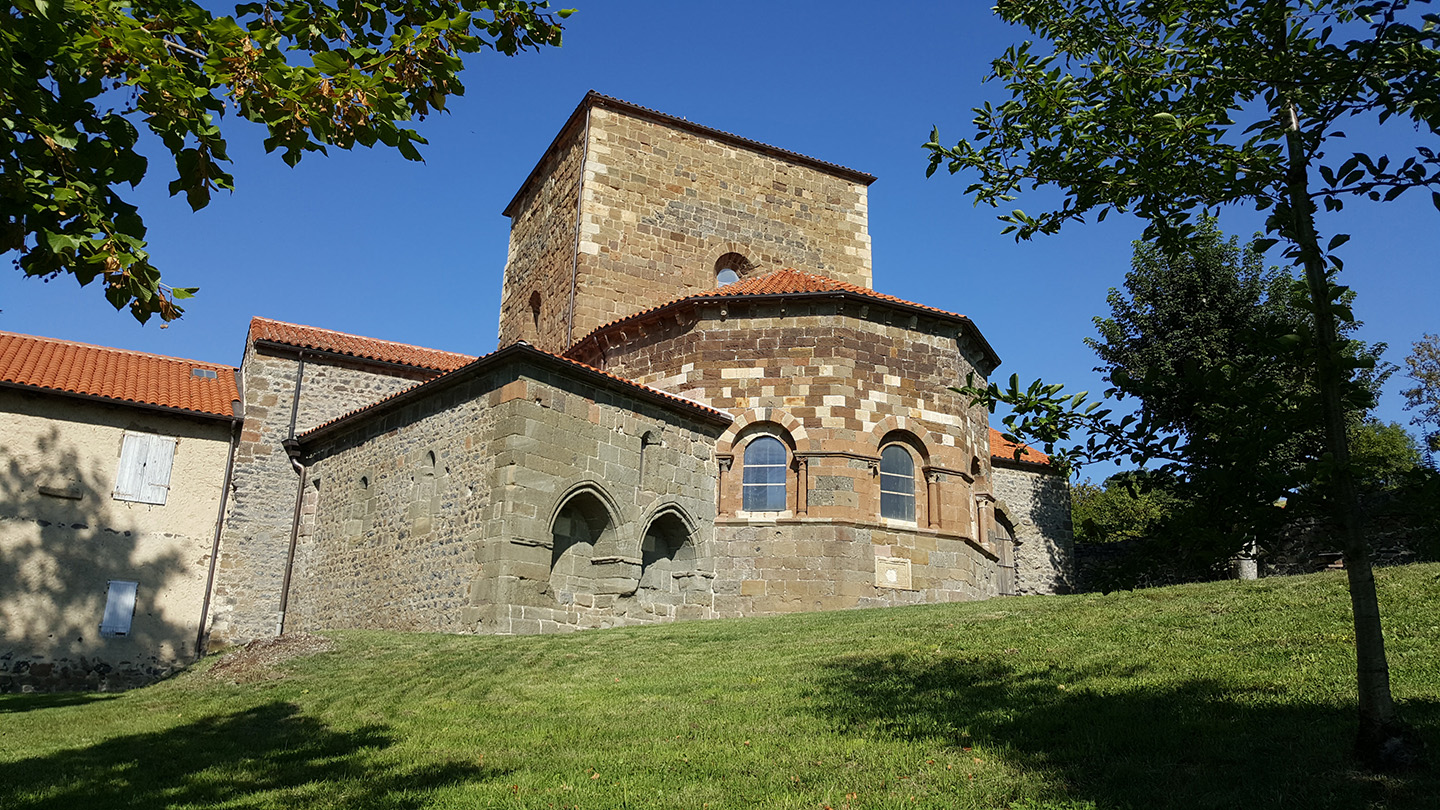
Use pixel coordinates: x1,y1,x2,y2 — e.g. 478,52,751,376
113,433,151,501
138,436,176,505
113,433,176,505
100,580,138,637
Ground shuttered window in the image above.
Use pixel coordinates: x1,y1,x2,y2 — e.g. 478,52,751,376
100,580,138,637
113,433,177,505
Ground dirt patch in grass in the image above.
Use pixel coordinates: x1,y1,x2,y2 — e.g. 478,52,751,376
206,633,334,684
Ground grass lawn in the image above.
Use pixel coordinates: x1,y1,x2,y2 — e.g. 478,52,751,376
2,564,1438,810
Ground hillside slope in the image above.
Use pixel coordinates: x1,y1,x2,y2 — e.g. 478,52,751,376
2,565,1438,809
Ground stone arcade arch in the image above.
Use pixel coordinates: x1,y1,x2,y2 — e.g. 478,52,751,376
638,507,697,591
548,486,621,603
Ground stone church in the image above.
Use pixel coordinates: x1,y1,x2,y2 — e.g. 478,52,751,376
1,92,1074,689
204,92,1073,643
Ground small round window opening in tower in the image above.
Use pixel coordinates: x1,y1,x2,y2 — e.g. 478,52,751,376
714,252,754,287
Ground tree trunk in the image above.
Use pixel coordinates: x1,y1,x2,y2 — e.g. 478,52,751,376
1280,104,1419,769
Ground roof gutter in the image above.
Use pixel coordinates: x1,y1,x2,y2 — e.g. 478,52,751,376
277,440,307,637
194,416,241,658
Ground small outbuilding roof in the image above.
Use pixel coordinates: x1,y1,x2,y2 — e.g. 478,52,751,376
989,427,1054,468
249,317,475,373
0,331,240,420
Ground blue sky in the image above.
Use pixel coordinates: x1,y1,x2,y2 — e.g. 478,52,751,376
4,2,1436,472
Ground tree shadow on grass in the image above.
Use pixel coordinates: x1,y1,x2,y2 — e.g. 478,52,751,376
0,692,118,714
814,653,1439,810
0,700,510,809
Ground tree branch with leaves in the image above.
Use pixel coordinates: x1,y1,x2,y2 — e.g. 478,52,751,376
1,0,571,322
929,0,1438,768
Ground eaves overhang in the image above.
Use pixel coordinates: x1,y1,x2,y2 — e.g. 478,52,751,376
567,289,1003,375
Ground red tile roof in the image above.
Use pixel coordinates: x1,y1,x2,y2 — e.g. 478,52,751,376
0,331,239,419
567,268,999,370
989,427,1053,467
249,317,474,373
299,341,731,443
698,268,966,317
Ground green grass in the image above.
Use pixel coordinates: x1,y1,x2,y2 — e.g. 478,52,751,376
3,566,1439,810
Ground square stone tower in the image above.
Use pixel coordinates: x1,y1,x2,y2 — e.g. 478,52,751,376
498,92,876,353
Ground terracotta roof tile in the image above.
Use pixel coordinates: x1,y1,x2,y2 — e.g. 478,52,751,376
249,317,474,372
568,268,983,355
989,427,1052,467
699,268,965,317
299,342,730,442
0,331,239,418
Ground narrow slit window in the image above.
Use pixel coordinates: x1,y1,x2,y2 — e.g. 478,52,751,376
100,580,138,637
742,436,788,512
880,445,916,522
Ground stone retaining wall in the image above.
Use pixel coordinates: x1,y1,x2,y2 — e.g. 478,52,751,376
992,461,1075,595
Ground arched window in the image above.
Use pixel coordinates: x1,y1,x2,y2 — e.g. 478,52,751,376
714,251,753,288
880,444,917,521
743,436,788,512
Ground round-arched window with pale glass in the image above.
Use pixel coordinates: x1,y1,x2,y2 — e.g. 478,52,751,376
743,436,788,512
879,444,917,521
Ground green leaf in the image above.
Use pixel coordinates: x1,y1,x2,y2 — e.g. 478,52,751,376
312,51,350,75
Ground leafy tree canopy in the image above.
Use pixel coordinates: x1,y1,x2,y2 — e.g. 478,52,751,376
1401,332,1440,455
1,0,571,321
1071,469,1183,545
1349,417,1425,489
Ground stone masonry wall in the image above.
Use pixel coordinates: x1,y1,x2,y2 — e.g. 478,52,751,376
569,301,1007,609
496,117,585,353
568,106,873,343
992,462,1074,595
294,359,724,636
207,345,435,648
710,520,997,616
288,370,508,633
571,300,994,528
472,367,722,634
